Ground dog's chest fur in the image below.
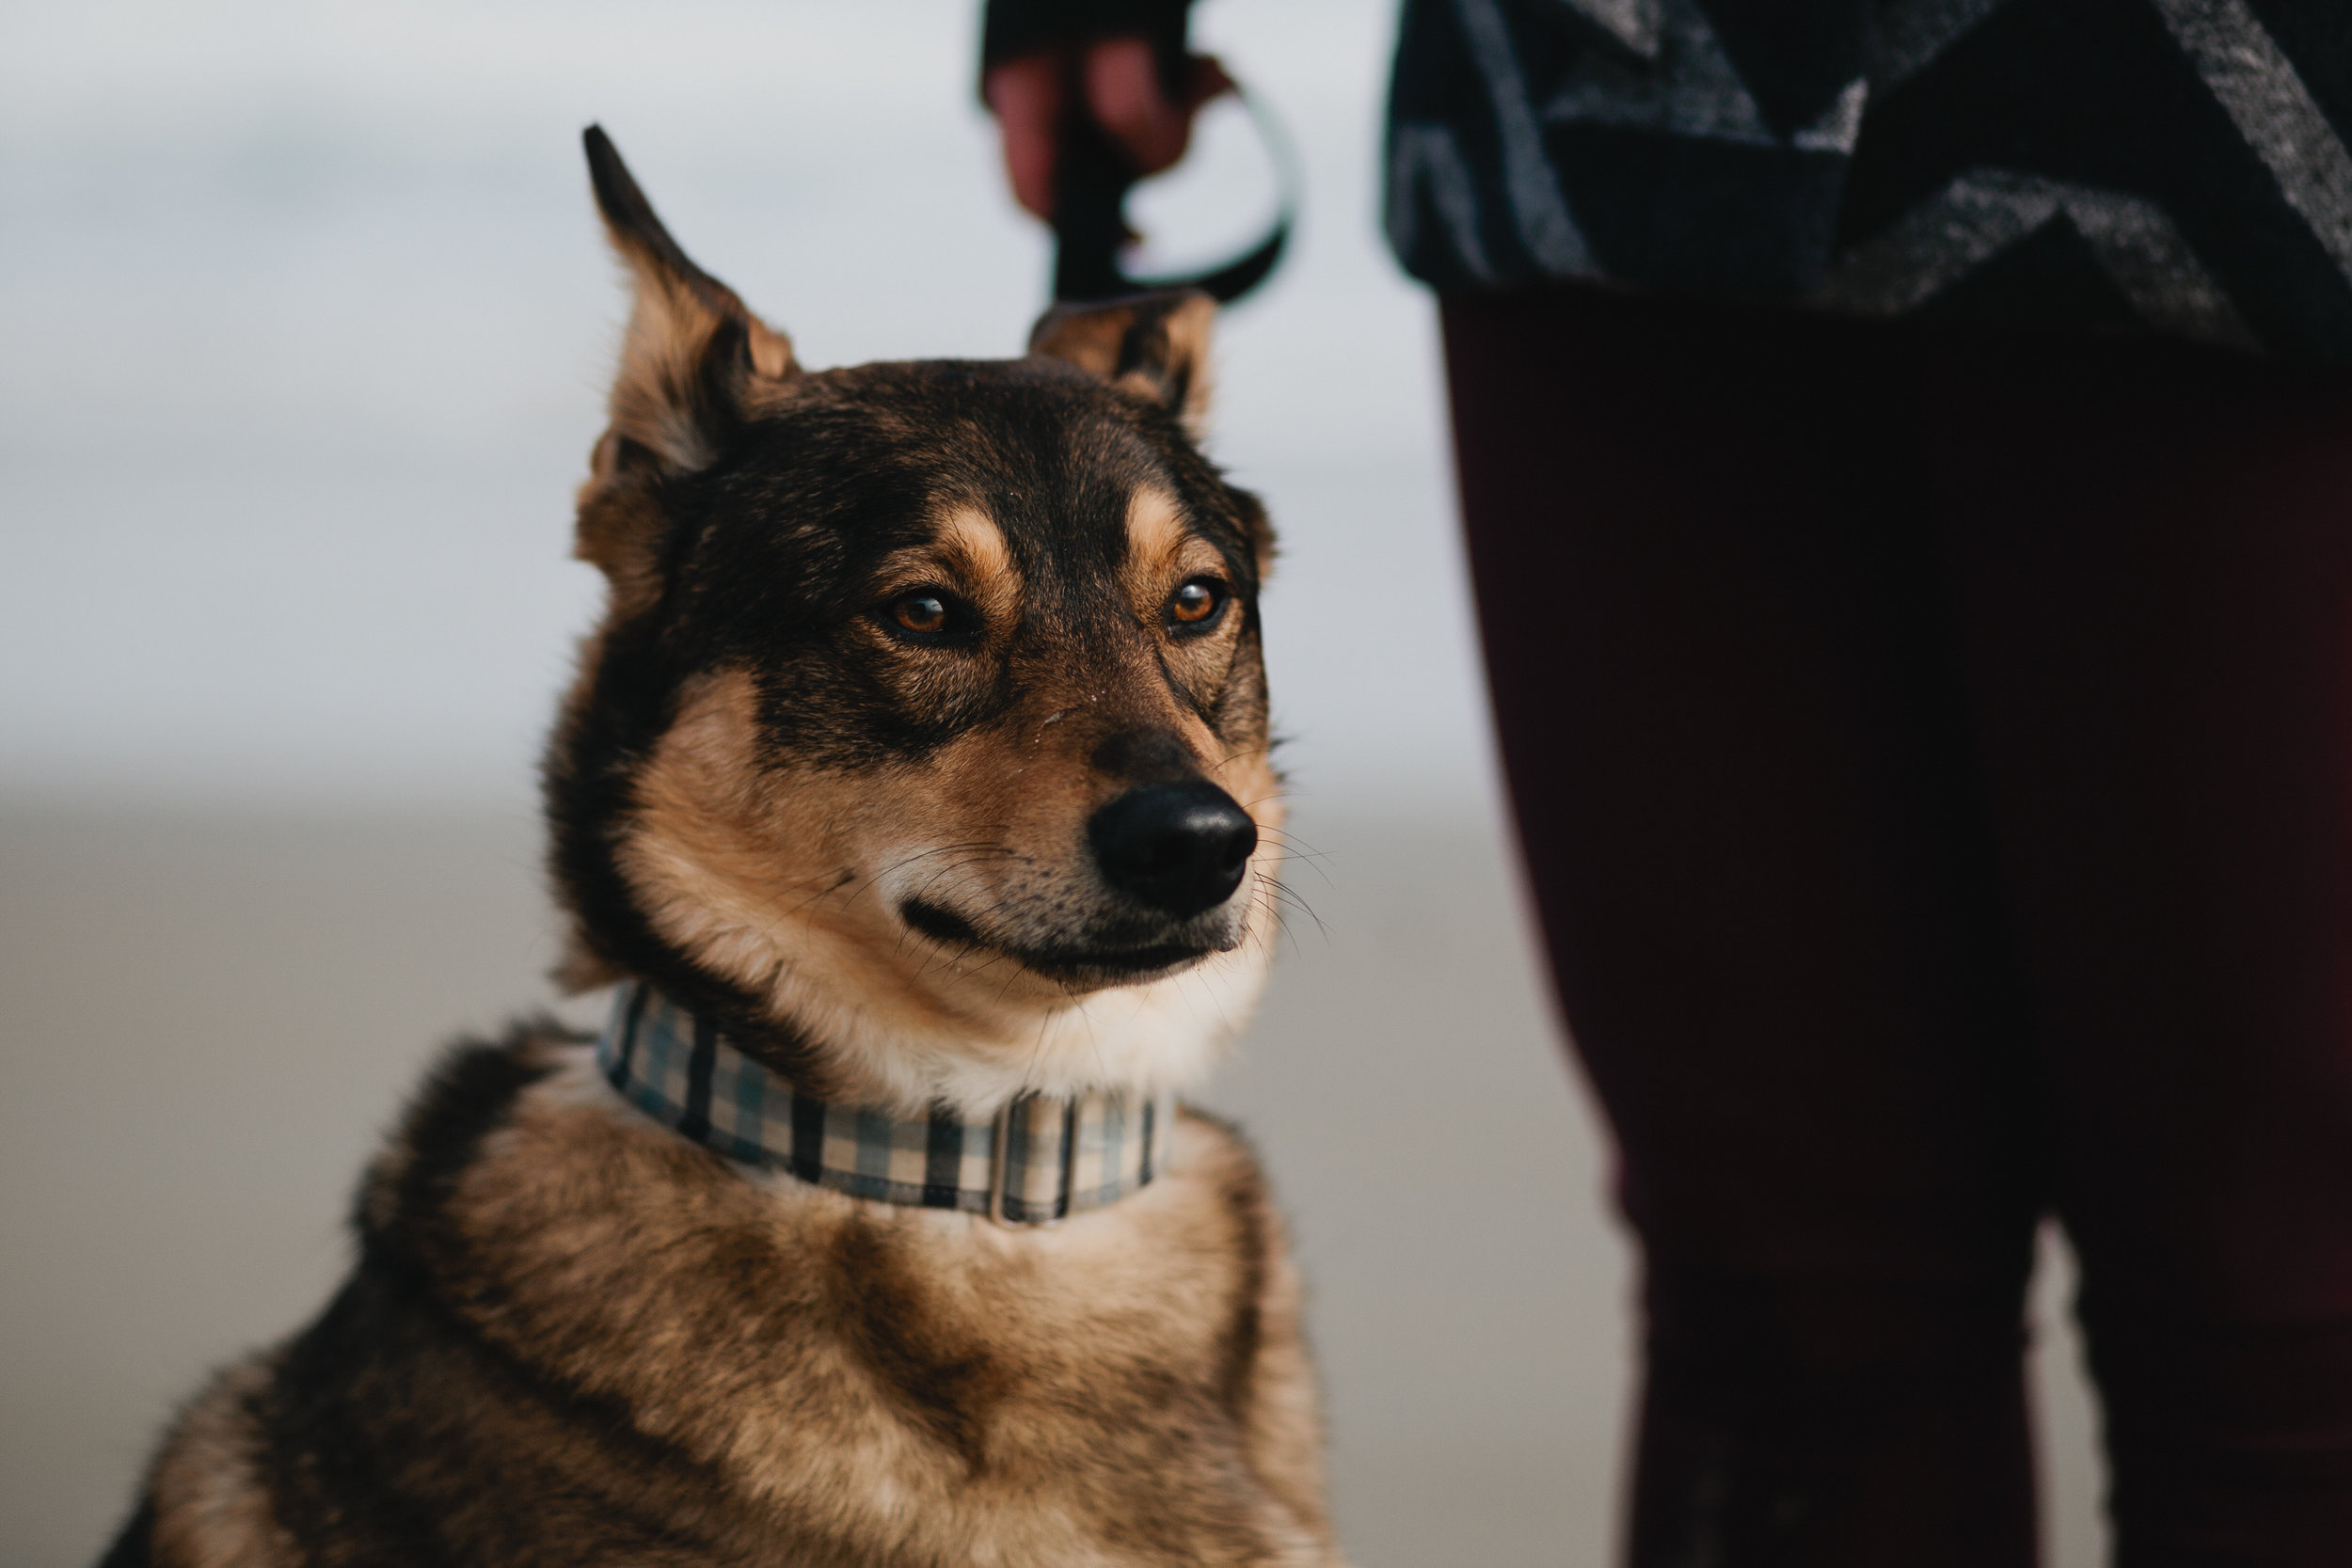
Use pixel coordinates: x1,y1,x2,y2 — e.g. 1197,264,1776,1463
137,1033,1331,1568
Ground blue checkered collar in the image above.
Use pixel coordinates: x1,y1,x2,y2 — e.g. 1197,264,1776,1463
596,981,1178,1227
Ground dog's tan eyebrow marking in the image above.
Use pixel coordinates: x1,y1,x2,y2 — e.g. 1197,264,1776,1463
871,507,1021,616
1123,487,1227,624
932,506,1014,586
1123,487,1190,574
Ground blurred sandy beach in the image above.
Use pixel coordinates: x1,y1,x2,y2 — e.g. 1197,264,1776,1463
0,800,2106,1567
1,803,1617,1566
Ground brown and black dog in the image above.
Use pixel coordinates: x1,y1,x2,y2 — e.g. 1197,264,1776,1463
98,129,1340,1568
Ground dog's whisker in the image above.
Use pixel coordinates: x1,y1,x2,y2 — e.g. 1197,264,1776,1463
1253,869,1330,946
765,866,864,923
1249,829,1338,893
1251,876,1312,961
1250,823,1330,861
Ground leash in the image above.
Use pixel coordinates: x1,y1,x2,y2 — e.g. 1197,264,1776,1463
1050,76,1297,306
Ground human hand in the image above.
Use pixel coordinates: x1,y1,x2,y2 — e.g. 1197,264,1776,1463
984,37,1232,219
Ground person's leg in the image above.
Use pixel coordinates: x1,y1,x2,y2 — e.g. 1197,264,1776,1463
1922,336,2352,1565
1441,288,2043,1568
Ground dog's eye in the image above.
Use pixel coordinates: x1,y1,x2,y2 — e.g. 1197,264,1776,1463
879,588,971,643
895,594,949,633
1167,578,1227,631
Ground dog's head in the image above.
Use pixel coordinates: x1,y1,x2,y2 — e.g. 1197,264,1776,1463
547,129,1282,1114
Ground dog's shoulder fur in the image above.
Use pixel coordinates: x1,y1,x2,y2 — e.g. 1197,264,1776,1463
114,1027,1329,1567
103,128,1333,1568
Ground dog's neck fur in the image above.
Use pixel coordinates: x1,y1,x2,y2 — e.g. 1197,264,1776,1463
755,933,1275,1117
572,895,1279,1119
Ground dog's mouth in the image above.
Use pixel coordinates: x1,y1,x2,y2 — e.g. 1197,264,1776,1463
900,897,1231,983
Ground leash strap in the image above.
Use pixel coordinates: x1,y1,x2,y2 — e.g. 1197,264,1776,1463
1051,78,1297,306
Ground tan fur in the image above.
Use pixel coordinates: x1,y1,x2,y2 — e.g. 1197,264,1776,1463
866,505,1026,659
927,505,1017,591
599,219,797,474
569,454,670,619
402,1048,1337,1565
149,1362,300,1568
1030,292,1217,436
1120,486,1195,581
614,654,1282,1115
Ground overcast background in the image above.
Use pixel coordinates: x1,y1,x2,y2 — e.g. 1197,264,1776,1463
0,0,1483,811
1,3,2105,1564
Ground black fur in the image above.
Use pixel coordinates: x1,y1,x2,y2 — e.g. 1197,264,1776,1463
94,1499,155,1568
244,1033,745,1567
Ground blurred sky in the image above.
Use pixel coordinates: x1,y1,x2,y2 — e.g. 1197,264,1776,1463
0,0,1497,815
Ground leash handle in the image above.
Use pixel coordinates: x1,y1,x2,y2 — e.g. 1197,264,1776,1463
1050,77,1296,306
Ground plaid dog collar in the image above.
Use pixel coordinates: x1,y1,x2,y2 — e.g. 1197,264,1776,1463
596,981,1177,1226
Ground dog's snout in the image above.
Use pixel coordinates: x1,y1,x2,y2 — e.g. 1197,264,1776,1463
1088,784,1257,917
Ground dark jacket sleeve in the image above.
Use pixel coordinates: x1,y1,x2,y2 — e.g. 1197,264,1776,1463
980,0,1196,93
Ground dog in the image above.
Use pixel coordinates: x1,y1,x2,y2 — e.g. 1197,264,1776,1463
98,127,1340,1568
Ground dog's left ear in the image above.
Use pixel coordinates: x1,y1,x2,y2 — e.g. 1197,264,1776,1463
1028,290,1216,436
577,126,796,605
583,125,796,480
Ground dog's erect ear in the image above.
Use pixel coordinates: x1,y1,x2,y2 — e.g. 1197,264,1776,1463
1028,290,1216,435
583,125,796,480
578,126,796,604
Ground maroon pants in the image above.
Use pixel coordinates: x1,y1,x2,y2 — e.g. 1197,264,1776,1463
1443,288,2352,1567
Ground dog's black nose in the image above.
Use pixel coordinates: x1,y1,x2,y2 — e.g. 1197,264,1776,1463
1088,783,1258,917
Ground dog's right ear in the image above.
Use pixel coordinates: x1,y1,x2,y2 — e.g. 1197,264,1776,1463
1028,290,1216,436
577,126,796,595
